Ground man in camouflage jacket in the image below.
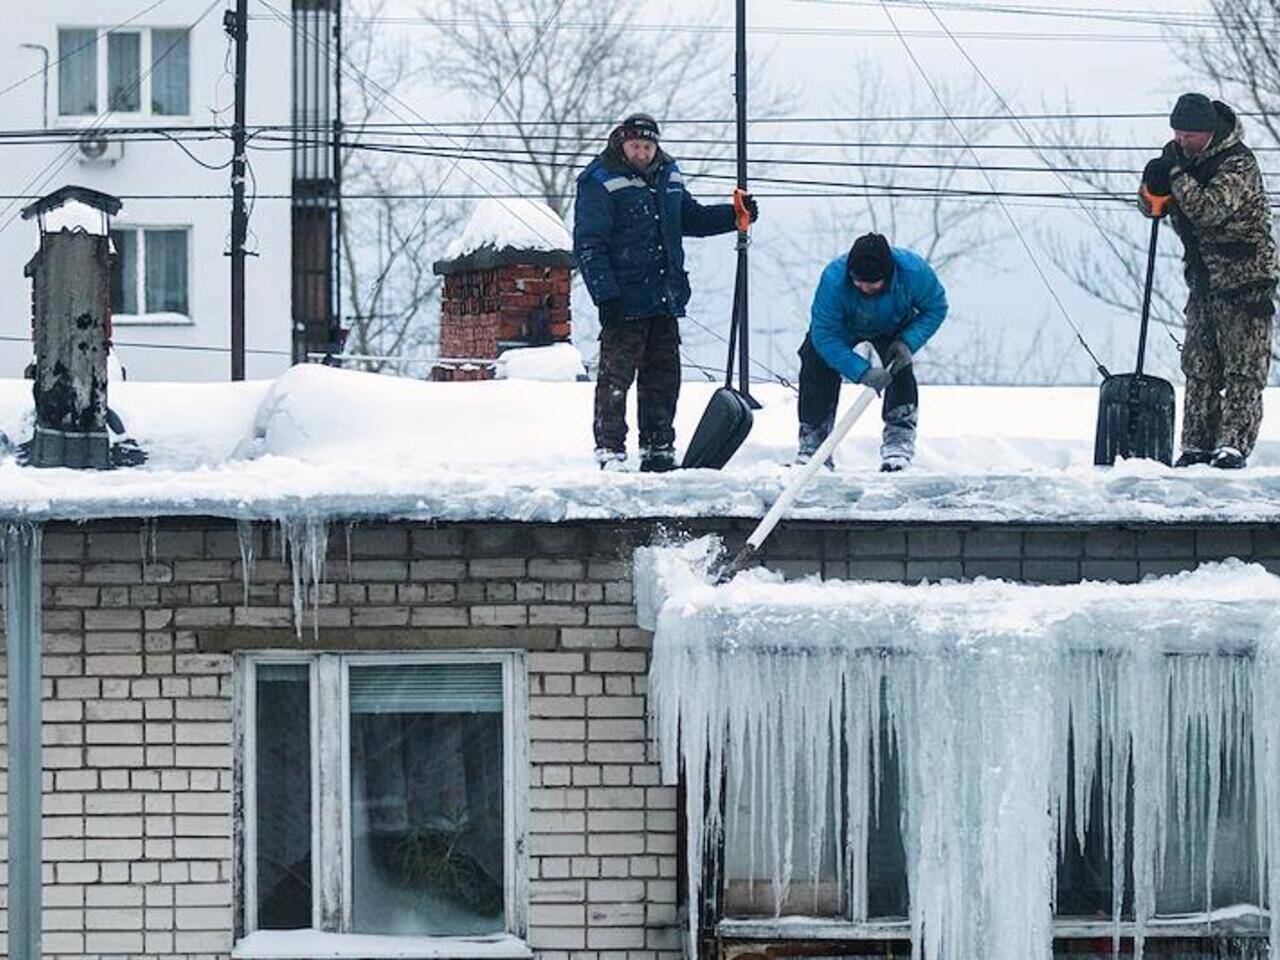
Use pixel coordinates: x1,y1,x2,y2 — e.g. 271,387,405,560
1142,93,1278,469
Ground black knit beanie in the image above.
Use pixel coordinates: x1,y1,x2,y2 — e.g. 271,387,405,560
616,112,660,144
847,233,895,284
1170,93,1217,133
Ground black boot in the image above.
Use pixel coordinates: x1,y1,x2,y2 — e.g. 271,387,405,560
1174,449,1213,468
640,445,677,473
1211,446,1246,470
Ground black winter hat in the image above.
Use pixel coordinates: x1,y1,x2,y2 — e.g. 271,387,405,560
617,112,660,143
847,233,895,284
1170,93,1218,132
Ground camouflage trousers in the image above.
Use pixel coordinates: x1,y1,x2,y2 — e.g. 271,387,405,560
593,316,681,453
1181,284,1276,457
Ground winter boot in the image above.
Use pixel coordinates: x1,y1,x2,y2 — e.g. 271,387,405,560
880,403,917,473
595,448,627,472
1174,448,1214,468
1211,446,1247,470
640,445,677,473
796,414,835,470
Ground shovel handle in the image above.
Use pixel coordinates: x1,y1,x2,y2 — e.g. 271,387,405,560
742,359,903,555
1135,216,1160,376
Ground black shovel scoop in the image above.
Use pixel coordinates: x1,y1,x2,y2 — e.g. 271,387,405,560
1094,212,1176,466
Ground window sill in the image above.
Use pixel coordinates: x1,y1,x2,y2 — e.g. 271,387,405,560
112,312,193,327
232,931,534,960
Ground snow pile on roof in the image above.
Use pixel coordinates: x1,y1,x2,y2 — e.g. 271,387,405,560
442,198,571,260
2,364,1280,522
638,544,1280,959
495,342,586,381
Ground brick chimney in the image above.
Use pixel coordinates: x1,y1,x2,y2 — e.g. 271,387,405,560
431,199,574,382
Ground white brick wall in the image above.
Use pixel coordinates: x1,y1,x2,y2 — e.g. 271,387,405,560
0,521,681,960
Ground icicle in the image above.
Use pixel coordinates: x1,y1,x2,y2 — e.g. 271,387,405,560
345,521,355,582
276,515,330,638
236,519,257,609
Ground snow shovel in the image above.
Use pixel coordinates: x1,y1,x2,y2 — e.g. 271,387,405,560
682,196,756,470
1093,209,1176,466
718,360,904,579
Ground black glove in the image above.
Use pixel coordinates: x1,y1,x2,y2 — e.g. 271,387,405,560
599,298,625,325
1142,156,1172,197
860,367,893,392
885,339,913,370
740,192,759,223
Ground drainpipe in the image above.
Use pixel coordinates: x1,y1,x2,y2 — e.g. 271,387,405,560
19,43,49,129
4,522,44,960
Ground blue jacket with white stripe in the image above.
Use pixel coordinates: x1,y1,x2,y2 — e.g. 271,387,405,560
573,147,737,320
810,249,949,383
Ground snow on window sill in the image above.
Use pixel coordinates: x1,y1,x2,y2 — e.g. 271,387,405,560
232,931,534,960
112,311,193,327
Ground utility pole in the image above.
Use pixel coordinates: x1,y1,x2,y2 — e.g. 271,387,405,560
227,0,249,380
734,0,758,407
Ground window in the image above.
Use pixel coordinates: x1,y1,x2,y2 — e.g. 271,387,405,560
242,654,528,941
151,30,190,115
110,227,189,319
711,653,1264,950
57,27,190,118
57,29,97,116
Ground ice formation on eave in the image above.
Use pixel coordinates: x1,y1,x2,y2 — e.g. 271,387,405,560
638,541,1280,960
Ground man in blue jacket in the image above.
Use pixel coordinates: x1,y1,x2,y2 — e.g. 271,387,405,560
574,113,757,472
798,233,948,471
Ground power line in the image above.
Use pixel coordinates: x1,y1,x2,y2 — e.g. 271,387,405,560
245,14,1236,43
876,0,1109,377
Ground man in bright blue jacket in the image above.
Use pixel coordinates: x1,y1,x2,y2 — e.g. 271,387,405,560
798,233,948,471
574,113,757,472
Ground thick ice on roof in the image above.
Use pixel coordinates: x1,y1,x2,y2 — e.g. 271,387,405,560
2,364,1280,522
638,543,1280,959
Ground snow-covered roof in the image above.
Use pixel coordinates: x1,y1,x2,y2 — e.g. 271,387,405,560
441,198,571,262
2,364,1280,523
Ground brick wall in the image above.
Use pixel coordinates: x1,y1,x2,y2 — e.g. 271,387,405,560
434,264,573,382
0,517,1277,959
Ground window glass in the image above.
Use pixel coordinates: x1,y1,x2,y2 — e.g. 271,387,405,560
107,32,141,112
144,229,189,314
109,229,137,315
255,663,312,929
349,663,506,935
151,29,190,115
57,29,97,116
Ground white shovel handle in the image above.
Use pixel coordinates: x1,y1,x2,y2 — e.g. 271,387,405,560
744,360,901,553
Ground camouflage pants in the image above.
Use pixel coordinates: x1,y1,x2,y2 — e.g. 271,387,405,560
593,316,681,453
1181,284,1276,456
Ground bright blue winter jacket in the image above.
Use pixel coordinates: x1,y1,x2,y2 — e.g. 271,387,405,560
809,248,948,383
573,147,737,320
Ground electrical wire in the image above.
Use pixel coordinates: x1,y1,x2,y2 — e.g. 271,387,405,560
914,0,1184,349
877,0,1110,378
0,0,174,104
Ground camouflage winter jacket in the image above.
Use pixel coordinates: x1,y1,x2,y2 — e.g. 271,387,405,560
1168,101,1278,295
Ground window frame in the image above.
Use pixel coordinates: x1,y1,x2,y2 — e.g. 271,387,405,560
238,651,530,942
55,26,192,122
109,224,193,324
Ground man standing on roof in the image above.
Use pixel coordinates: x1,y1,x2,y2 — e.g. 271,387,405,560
796,232,947,472
1140,93,1278,469
574,112,757,472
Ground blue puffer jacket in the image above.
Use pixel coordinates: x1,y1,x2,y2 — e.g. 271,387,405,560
573,147,737,320
810,249,948,382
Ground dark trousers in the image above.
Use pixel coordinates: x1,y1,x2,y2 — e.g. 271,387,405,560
797,333,918,429
594,317,682,453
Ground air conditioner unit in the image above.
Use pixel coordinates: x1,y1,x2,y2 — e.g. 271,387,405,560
77,132,124,165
